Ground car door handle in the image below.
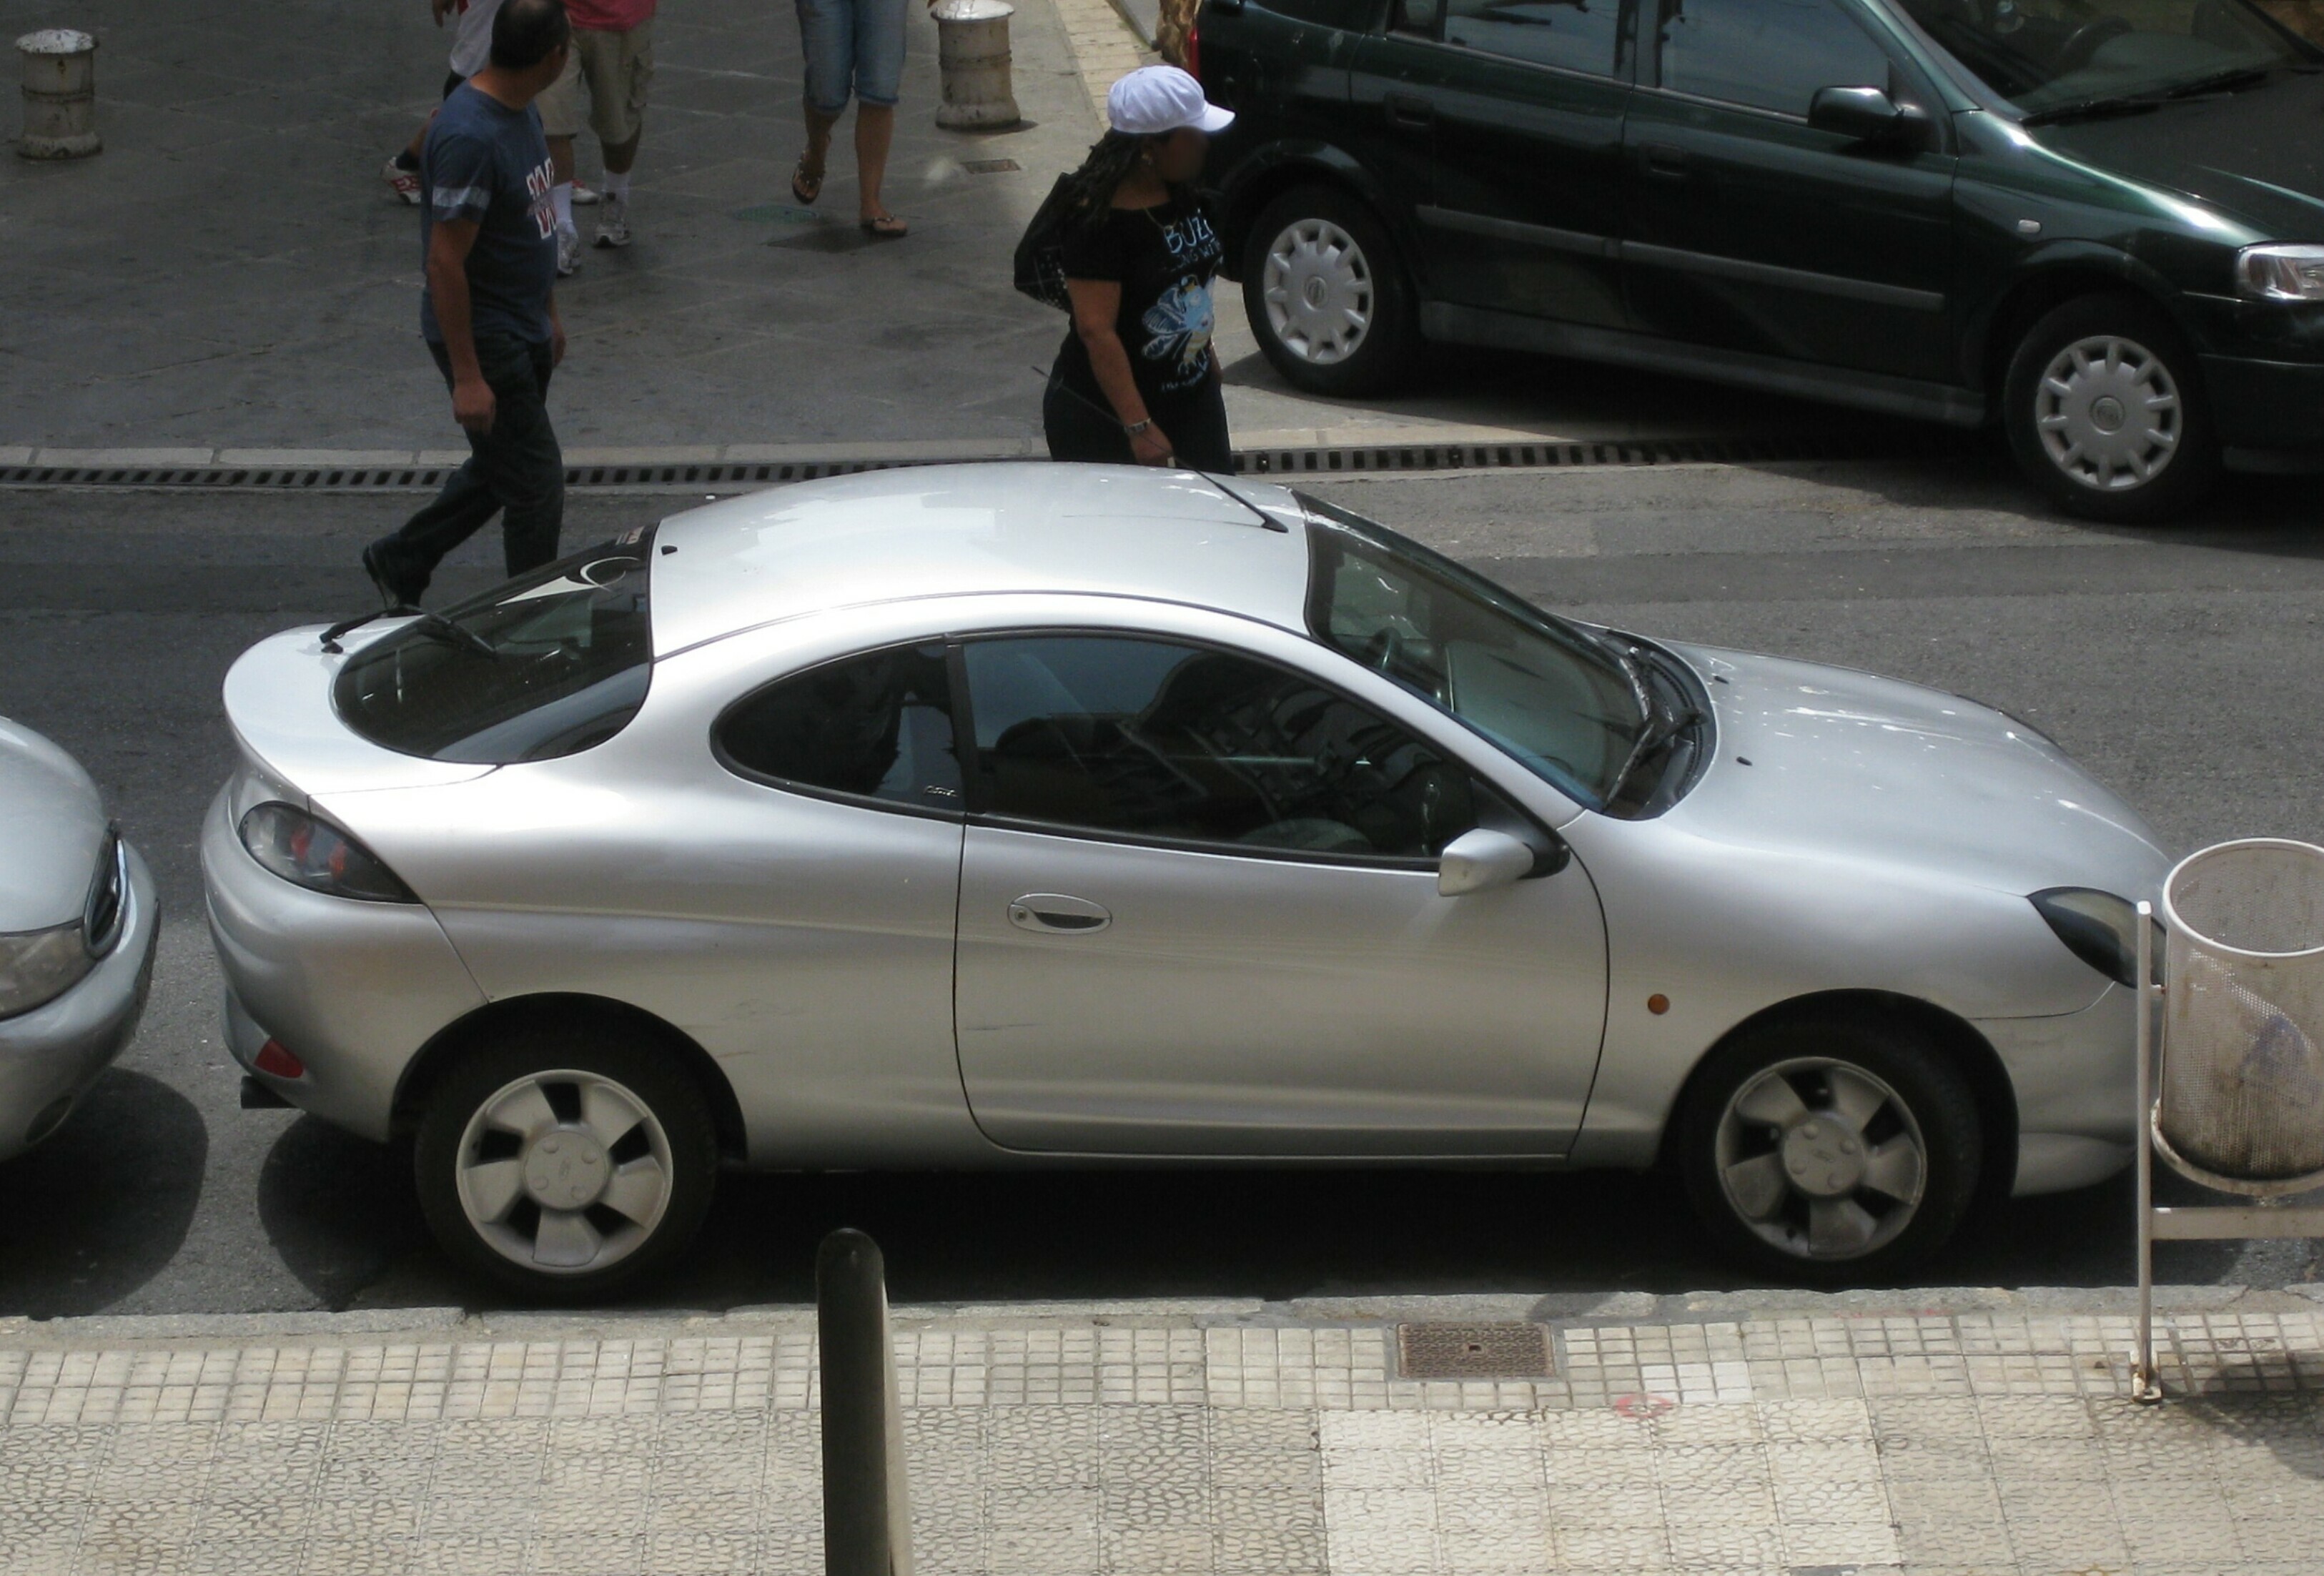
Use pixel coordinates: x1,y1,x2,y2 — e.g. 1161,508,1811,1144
1385,94,1435,132
1638,142,1689,180
1008,893,1112,934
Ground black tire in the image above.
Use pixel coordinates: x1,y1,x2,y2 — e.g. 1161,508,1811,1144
2002,291,2220,524
415,1021,718,1302
1242,184,1420,398
1673,1016,1982,1285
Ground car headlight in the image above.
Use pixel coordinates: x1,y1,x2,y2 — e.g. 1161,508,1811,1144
2236,243,2324,302
0,923,97,1019
2031,887,2162,988
237,803,418,903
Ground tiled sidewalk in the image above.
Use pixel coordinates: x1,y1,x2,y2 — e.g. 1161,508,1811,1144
2,1297,2320,1574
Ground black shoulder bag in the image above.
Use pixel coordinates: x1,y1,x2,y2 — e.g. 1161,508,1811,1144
1013,175,1079,312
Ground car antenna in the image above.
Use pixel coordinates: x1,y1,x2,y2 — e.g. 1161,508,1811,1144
1024,365,1287,530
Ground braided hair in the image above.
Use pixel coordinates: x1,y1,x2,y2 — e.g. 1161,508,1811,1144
1055,129,1181,237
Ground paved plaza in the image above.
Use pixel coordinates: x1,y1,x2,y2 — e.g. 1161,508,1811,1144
3,1289,2321,1575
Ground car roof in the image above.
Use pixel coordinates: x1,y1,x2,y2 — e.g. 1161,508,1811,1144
647,463,1316,654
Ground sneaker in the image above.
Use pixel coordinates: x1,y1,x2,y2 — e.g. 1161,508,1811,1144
570,179,600,206
555,225,582,277
382,155,421,206
361,542,421,609
594,197,631,249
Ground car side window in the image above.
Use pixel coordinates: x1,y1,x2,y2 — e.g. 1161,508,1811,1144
961,634,1482,860
1445,0,1624,75
1654,0,1893,117
716,642,964,813
1391,0,1443,34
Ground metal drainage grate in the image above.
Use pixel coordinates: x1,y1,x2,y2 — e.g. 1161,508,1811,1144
0,429,1965,492
962,158,1021,174
1396,1322,1553,1380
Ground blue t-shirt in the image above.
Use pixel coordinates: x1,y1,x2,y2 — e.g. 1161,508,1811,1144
420,84,557,345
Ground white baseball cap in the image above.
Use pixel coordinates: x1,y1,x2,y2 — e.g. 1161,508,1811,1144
1107,65,1235,137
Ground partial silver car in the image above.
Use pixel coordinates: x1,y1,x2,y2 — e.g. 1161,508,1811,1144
1,718,157,1160
203,465,2166,1298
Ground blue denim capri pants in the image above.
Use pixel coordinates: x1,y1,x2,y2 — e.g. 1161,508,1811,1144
797,0,909,113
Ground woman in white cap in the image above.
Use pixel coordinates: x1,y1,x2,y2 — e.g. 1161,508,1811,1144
1043,65,1236,472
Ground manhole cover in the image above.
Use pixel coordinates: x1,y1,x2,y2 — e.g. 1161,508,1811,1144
1396,1322,1552,1379
731,202,821,224
962,158,1020,174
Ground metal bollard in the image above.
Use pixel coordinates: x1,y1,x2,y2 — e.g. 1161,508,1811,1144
931,0,1021,131
817,1228,914,1576
17,29,99,159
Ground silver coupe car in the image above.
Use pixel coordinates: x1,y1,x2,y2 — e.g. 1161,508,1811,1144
1,718,157,1159
204,465,2165,1298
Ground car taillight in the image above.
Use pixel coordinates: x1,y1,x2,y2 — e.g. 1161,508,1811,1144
1186,24,1201,84
237,803,420,903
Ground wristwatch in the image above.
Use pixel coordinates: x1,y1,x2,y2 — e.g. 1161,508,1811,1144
1123,419,1153,437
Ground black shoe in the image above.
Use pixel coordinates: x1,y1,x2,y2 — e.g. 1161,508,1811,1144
362,542,419,609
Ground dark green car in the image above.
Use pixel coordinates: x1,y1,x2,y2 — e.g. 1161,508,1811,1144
1197,0,2324,519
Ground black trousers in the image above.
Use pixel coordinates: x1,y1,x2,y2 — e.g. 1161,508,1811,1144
1043,369,1233,473
369,334,565,602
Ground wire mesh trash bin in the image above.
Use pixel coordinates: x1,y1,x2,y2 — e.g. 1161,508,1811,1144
2134,838,2324,1399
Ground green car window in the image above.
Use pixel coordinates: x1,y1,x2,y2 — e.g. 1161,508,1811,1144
1893,0,2308,112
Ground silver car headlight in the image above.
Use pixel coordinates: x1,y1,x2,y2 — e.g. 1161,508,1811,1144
0,923,97,1020
2236,243,2324,302
237,803,419,903
2031,887,2162,988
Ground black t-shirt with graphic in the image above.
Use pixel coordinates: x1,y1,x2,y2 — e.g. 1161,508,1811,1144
1054,193,1224,416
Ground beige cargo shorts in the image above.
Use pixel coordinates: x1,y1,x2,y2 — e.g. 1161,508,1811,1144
536,21,654,147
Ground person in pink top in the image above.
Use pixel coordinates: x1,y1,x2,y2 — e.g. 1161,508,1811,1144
535,0,656,268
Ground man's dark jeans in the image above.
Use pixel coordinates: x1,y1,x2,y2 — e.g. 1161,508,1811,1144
367,333,563,603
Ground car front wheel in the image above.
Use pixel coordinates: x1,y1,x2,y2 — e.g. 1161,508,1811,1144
2002,292,2219,523
1242,186,1418,398
415,1023,718,1301
1673,1017,1982,1284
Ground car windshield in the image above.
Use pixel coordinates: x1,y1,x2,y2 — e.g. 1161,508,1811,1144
1893,0,2310,115
334,527,656,763
1300,495,1647,808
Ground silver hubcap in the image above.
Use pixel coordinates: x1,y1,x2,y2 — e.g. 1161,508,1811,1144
455,1069,673,1276
1714,1058,1927,1262
1262,217,1374,365
2034,333,2181,492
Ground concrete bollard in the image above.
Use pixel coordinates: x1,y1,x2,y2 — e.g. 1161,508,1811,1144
816,1229,914,1576
931,0,1020,132
17,29,99,159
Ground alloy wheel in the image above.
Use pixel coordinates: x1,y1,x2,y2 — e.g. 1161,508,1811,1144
1262,217,1375,366
454,1068,675,1276
1712,1057,1928,1262
2033,333,2182,493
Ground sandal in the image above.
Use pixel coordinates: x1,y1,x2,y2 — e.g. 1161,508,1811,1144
791,157,823,206
861,212,908,239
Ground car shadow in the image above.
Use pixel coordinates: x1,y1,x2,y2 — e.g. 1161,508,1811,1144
254,1114,430,1311
0,1069,207,1318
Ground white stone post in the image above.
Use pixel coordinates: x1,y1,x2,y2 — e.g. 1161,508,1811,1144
931,0,1021,131
18,29,99,159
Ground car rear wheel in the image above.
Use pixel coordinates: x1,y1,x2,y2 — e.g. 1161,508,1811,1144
2002,292,2218,523
415,1024,717,1301
1243,186,1418,397
1674,1016,1981,1284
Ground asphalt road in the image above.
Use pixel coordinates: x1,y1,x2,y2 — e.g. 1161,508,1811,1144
1,450,2319,1318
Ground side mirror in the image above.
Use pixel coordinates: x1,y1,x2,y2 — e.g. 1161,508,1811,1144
1439,828,1542,897
1807,85,1929,148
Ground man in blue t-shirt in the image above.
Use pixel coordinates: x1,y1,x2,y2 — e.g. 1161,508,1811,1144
364,0,573,608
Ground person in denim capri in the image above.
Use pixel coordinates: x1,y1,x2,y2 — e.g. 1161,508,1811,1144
790,0,912,237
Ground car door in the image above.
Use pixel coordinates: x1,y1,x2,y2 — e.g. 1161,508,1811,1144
949,632,1610,1157
1622,0,1958,382
1356,0,1636,327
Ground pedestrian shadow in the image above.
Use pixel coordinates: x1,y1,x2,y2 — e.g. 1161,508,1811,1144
0,1069,205,1318
255,1114,429,1311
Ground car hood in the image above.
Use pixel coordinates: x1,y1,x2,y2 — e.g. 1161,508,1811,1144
1658,642,2170,900
2031,71,2324,237
0,717,108,933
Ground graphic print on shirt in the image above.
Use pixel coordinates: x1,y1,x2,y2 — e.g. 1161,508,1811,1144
1139,207,1222,394
525,157,556,239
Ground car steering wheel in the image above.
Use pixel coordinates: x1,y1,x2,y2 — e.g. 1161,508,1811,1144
2054,14,2132,71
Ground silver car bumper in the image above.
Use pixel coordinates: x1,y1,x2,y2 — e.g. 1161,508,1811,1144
201,787,485,1141
0,841,157,1161
1982,982,2139,1197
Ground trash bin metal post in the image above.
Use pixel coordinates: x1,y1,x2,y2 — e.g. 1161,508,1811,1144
817,1229,914,1576
17,29,100,159
931,0,1022,130
2133,901,2162,1403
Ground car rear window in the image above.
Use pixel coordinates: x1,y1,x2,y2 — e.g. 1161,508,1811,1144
334,528,656,763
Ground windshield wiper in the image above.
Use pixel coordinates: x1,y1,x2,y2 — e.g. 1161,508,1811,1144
2024,64,2280,125
1603,639,1705,808
320,605,498,658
